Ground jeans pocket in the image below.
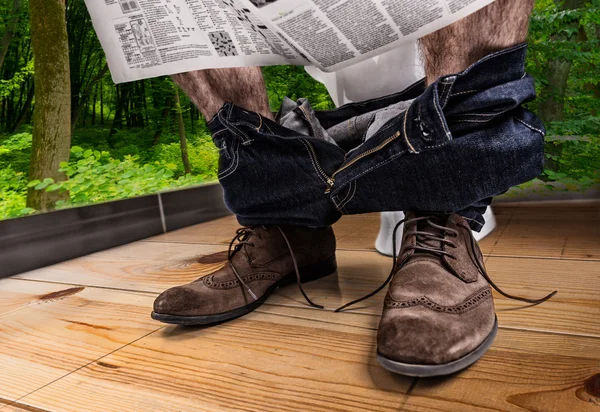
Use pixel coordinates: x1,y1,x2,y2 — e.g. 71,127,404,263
214,133,240,180
331,181,357,215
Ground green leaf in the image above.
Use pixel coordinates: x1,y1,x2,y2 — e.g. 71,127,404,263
45,184,62,192
34,181,50,190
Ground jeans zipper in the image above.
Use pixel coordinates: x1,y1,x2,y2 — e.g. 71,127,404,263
303,139,335,189
324,130,401,193
304,126,402,194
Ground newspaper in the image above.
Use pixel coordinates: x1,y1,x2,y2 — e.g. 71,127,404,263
85,0,495,83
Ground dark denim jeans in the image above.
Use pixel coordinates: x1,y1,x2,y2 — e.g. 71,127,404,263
207,43,545,230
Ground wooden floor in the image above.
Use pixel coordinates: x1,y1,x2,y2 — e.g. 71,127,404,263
1,204,599,412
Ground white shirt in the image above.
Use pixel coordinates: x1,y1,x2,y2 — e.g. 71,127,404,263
305,41,424,106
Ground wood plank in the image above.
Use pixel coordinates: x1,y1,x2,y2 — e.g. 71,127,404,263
0,401,52,412
267,255,600,337
143,205,600,259
256,305,382,331
0,281,160,403
10,307,600,412
490,217,600,260
4,204,599,412
13,243,228,293
145,215,239,245
143,213,504,254
404,331,600,412
259,306,600,412
489,204,600,260
7,310,414,412
14,242,600,337
0,278,80,317
332,214,379,251
495,203,600,217
144,214,385,251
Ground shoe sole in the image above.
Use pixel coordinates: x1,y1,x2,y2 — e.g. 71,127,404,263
376,317,498,377
151,255,337,326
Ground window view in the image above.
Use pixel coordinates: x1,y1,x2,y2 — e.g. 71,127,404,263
0,0,598,221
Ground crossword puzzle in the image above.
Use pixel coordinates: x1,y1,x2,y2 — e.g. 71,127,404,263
118,0,140,13
249,0,280,8
220,0,263,36
209,31,239,56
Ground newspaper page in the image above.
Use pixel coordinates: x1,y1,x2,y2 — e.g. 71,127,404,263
86,0,310,83
86,0,495,83
245,0,496,72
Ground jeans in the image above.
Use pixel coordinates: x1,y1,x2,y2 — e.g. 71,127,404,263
207,43,545,230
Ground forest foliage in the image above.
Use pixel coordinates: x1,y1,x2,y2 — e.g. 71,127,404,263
0,0,599,220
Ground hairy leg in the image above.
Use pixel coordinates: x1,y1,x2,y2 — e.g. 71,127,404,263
420,0,535,85
171,67,272,120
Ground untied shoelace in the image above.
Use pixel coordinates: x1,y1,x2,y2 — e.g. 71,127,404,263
227,225,324,309
334,215,557,312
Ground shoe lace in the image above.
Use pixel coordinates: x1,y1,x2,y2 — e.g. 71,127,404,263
335,216,557,312
227,225,324,309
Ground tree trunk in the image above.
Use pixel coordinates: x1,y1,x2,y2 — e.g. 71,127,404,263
152,95,173,145
100,78,104,124
0,0,22,72
15,80,25,117
174,88,192,174
190,102,196,134
91,83,97,125
82,100,88,127
582,24,600,115
10,82,34,133
1,99,6,129
142,80,149,124
109,82,132,139
537,0,584,123
27,0,71,211
538,59,572,122
124,88,131,128
71,63,109,130
6,91,15,128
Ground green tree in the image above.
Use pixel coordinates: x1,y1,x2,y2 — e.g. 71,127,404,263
0,0,23,71
174,87,192,174
27,0,71,211
537,0,586,122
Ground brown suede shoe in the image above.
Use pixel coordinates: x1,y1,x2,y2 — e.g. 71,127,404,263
375,213,557,376
337,212,555,377
152,225,337,325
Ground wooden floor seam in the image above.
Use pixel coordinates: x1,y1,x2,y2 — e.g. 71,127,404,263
4,277,598,340
141,239,600,261
0,326,166,412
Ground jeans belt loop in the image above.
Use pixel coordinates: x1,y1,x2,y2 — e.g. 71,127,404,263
221,103,252,144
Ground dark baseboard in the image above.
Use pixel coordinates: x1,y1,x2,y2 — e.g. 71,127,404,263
159,183,230,232
0,183,230,279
